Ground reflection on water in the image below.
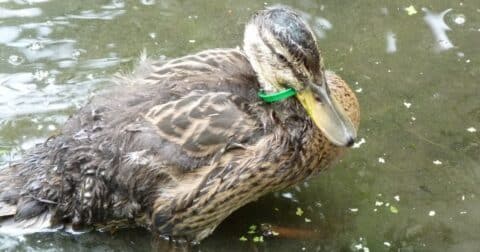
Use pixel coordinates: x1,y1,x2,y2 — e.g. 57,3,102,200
0,7,42,18
385,31,397,53
423,8,454,51
1,0,479,251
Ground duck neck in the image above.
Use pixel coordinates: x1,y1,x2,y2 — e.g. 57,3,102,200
268,100,345,182
259,79,283,93
301,127,345,176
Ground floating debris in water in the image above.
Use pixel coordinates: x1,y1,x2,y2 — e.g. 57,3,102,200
239,236,248,241
433,160,442,165
428,210,436,216
355,88,363,93
411,116,416,121
8,54,24,66
453,14,466,25
281,192,293,199
149,32,156,39
461,195,465,201
252,236,264,243
384,242,391,247
460,211,468,215
403,101,412,108
295,207,304,216
28,41,43,51
33,69,49,81
353,242,370,252
375,201,384,206
247,225,257,234
304,218,311,223
349,208,359,213
394,195,400,202
188,40,196,43
72,49,83,58
378,157,385,164
352,138,366,148
467,127,477,133
405,5,418,16
47,124,57,131
389,206,398,214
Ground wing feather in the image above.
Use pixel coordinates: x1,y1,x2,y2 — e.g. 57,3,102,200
144,92,258,158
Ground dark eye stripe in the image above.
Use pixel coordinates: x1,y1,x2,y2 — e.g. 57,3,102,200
258,30,308,84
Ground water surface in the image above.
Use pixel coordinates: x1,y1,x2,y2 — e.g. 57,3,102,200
1,0,479,251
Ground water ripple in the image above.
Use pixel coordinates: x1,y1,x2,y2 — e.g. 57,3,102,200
0,26,22,44
66,9,125,20
0,7,42,18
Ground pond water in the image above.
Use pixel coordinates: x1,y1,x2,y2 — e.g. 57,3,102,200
1,0,479,251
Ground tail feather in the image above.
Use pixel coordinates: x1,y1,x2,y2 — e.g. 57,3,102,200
0,211,59,236
0,162,52,234
0,164,20,218
0,202,16,217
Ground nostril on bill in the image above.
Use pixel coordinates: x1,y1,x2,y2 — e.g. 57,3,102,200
346,137,355,147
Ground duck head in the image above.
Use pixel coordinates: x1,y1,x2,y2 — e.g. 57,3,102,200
243,6,357,147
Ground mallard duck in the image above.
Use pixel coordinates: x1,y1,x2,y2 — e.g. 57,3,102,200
0,6,359,242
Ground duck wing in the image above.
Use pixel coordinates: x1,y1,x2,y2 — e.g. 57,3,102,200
139,90,263,162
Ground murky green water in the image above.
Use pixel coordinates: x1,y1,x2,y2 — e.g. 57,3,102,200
1,0,479,251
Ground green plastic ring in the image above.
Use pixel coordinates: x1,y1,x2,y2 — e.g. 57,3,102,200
258,88,297,103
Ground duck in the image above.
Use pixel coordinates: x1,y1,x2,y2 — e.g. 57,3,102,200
0,6,359,242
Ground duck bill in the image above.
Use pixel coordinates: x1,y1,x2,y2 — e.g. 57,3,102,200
296,83,357,147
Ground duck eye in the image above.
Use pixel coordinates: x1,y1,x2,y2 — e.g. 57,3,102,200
277,54,288,63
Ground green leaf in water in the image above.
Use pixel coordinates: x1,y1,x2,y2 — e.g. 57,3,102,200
253,236,264,243
390,205,399,214
296,207,304,216
405,5,417,16
247,224,257,234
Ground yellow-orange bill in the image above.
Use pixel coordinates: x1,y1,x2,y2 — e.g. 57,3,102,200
296,86,356,146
